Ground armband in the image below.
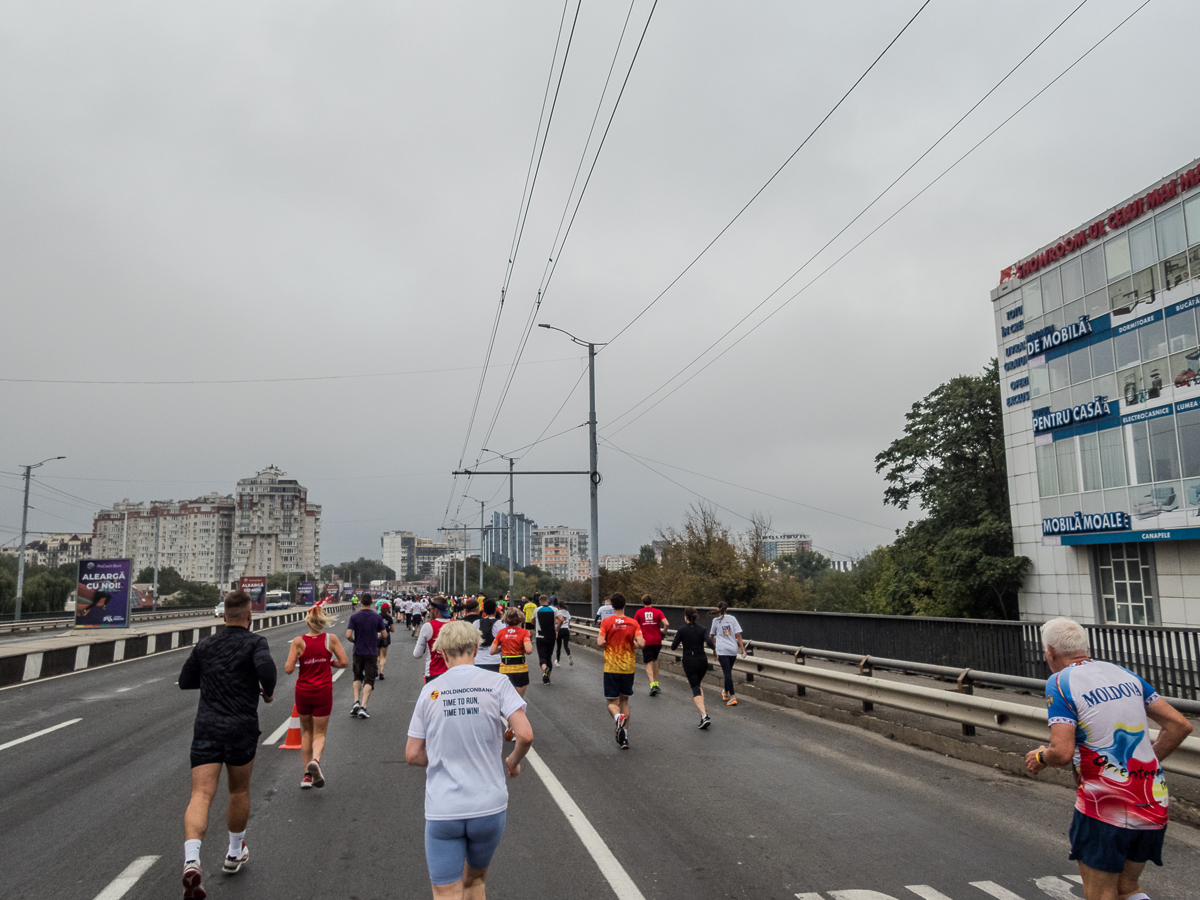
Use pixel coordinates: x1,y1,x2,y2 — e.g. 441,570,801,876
1036,750,1046,766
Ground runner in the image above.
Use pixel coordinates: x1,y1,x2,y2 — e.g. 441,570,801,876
594,597,614,625
522,596,536,635
708,601,747,706
1025,617,1193,900
411,598,425,638
406,621,532,900
596,593,644,750
534,595,558,684
490,606,533,702
634,594,669,696
554,598,572,666
671,606,712,729
284,605,349,788
377,601,395,681
414,597,455,684
346,594,386,719
474,599,502,673
178,590,276,899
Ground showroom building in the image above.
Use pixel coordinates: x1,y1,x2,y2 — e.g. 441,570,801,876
993,157,1200,628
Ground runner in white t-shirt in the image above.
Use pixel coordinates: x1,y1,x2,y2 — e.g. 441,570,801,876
407,621,532,897
708,601,746,706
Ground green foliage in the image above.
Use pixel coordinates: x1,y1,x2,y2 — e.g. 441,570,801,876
0,554,75,615
320,558,395,585
135,566,187,595
775,549,830,582
872,359,1029,618
638,544,656,565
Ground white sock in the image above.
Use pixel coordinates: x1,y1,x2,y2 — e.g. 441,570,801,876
184,839,201,865
1125,893,1150,900
227,831,245,857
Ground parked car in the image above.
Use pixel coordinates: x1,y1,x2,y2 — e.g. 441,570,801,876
214,601,225,618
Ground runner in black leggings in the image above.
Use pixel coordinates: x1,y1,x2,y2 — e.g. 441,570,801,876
554,599,572,665
671,606,711,729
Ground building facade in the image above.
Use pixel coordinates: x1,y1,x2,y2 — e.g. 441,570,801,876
92,495,235,584
761,532,813,560
489,512,535,570
531,526,589,580
230,466,321,584
992,157,1200,627
600,554,636,573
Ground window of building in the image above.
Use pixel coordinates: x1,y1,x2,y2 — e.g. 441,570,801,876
1158,205,1187,260
1061,257,1085,301
1055,438,1079,494
1094,543,1157,625
1129,219,1157,271
1105,234,1132,282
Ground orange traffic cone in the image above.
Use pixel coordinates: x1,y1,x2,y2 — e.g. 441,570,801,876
280,704,303,749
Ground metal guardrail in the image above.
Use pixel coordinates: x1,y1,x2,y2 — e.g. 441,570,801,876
0,606,222,636
568,621,1200,780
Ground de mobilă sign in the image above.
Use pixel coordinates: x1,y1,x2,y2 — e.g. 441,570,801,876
1025,315,1093,356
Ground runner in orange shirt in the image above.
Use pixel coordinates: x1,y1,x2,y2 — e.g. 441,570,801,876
596,593,644,750
490,607,533,744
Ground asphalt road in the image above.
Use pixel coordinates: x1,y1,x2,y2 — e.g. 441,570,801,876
2,617,1198,900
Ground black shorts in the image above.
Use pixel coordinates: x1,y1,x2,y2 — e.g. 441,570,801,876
506,671,530,688
603,671,635,699
642,644,661,664
353,654,378,686
536,637,555,668
190,736,257,769
682,656,708,689
476,663,501,673
1069,809,1165,873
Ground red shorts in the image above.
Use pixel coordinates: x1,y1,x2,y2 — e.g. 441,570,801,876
294,688,333,717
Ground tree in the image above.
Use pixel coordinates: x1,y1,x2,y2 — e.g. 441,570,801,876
135,566,186,595
638,544,656,565
775,549,831,582
873,359,1030,618
321,558,395,585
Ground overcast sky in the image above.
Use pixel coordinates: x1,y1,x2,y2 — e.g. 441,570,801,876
2,0,1195,566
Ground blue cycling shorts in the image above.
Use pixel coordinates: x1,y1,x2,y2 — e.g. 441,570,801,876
424,811,507,885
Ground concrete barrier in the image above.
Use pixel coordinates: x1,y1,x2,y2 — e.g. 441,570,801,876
0,603,351,688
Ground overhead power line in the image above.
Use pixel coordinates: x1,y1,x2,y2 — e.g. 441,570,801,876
603,0,933,349
603,0,1147,438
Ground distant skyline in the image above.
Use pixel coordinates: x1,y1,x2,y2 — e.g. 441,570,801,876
3,1,1194,564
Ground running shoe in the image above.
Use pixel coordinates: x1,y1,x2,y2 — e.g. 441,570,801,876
182,861,205,899
614,713,628,748
377,672,385,681
300,773,313,789
568,656,573,666
726,697,738,706
222,842,249,874
699,714,712,729
350,701,361,717
307,758,325,789
356,706,371,719
721,690,729,702
649,684,660,696
542,669,550,684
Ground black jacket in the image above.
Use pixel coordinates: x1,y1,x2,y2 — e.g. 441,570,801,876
179,625,277,742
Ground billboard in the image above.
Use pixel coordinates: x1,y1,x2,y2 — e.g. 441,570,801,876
239,576,267,612
296,582,316,605
76,559,132,628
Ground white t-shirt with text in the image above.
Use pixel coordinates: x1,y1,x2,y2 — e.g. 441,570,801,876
709,614,743,656
407,664,527,820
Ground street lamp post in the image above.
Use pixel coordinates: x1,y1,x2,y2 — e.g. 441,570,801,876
482,450,516,598
538,324,605,617
14,455,66,621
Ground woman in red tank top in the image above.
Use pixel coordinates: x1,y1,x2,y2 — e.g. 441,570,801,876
285,606,348,789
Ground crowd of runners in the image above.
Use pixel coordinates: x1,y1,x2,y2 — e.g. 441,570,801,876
176,587,1192,900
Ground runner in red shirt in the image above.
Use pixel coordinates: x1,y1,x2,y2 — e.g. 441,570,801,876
634,595,669,696
597,593,644,749
284,606,348,788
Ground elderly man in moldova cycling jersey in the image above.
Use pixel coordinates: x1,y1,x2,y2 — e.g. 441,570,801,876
1026,617,1193,900
596,593,644,750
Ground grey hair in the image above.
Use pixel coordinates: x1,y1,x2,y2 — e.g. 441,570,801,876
1041,617,1089,655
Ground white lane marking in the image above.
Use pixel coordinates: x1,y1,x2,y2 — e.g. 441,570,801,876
1063,876,1081,885
1033,878,1080,898
91,855,159,900
0,717,82,751
332,668,345,682
262,717,291,746
795,894,824,900
971,884,1027,900
907,888,956,900
831,892,907,899
525,748,646,900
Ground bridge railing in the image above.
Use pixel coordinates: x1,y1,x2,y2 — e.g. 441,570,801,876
567,619,1200,780
566,602,1200,702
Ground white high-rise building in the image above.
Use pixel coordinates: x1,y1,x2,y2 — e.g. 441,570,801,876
531,526,589,580
92,494,235,585
230,466,321,583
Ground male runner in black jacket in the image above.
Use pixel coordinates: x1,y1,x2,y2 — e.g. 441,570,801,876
178,590,276,899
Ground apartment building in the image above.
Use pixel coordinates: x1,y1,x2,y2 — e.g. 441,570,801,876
92,495,235,584
531,526,588,580
761,532,813,560
600,554,636,573
230,466,321,583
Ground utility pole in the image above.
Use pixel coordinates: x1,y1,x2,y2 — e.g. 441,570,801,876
538,323,605,617
14,455,65,622
507,457,514,596
479,500,486,593
153,504,160,612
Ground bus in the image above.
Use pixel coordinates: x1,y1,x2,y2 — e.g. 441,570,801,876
264,590,291,610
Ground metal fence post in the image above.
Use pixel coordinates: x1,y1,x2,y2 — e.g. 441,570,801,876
957,669,976,736
858,656,874,712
